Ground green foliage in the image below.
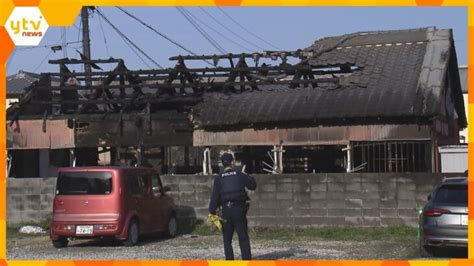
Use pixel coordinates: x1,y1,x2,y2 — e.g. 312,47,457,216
248,225,417,241
185,224,417,241
177,218,220,236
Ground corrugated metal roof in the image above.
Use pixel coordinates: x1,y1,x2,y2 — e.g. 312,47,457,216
195,27,465,129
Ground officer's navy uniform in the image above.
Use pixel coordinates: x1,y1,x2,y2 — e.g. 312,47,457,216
209,167,257,260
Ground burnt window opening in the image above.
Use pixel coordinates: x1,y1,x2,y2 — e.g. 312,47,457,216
283,146,346,173
8,150,40,178
50,149,70,167
75,121,90,129
352,141,431,173
235,146,346,174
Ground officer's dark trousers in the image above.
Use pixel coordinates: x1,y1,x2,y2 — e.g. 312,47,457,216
221,203,251,260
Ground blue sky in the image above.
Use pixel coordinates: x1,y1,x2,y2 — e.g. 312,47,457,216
7,7,468,75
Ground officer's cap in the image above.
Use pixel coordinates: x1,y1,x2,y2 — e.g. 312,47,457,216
221,153,234,164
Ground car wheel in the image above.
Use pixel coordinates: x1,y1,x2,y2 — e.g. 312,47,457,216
419,236,432,257
166,215,178,238
123,219,139,246
52,237,68,248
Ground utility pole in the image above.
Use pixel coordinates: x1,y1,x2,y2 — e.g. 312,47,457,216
81,7,92,87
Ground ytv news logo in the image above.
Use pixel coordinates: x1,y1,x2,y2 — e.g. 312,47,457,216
5,7,49,46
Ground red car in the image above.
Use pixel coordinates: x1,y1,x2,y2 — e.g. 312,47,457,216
49,167,177,248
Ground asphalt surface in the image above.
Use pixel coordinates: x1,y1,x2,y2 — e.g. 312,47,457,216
6,233,467,260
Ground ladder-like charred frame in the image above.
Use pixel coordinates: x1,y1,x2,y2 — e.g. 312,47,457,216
7,52,362,121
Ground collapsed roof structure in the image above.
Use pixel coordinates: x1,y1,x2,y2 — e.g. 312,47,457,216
7,27,466,175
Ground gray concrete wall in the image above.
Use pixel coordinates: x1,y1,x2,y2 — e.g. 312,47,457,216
7,177,56,226
7,173,442,227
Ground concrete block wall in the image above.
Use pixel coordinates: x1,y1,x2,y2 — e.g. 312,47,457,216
163,173,442,227
7,177,56,226
7,173,442,227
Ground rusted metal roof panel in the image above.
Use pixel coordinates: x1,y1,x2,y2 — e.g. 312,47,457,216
7,112,193,149
74,116,192,147
7,120,75,149
193,124,432,146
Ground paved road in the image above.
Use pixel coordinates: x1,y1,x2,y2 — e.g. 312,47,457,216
7,233,466,260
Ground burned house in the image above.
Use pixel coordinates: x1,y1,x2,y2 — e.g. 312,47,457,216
193,27,466,174
6,27,466,176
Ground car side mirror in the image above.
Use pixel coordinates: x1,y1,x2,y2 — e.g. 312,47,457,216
163,185,171,192
427,194,431,201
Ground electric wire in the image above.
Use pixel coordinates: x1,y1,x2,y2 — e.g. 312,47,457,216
117,6,190,52
33,50,53,73
116,7,210,63
186,8,252,52
77,19,82,45
97,13,111,57
199,7,265,51
61,27,68,57
177,7,227,54
96,8,163,69
118,34,153,69
99,10,152,69
18,28,71,73
15,41,83,51
71,23,81,31
217,7,282,51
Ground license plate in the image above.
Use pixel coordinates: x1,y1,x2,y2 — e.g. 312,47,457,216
461,215,468,226
76,225,93,235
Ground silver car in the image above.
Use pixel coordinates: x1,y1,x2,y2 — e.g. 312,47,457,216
419,177,468,256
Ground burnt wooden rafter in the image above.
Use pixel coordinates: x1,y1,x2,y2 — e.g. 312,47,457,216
7,53,363,122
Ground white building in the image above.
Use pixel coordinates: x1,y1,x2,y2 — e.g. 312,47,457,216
459,65,468,143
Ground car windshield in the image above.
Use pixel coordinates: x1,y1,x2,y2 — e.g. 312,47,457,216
433,184,467,205
57,171,112,195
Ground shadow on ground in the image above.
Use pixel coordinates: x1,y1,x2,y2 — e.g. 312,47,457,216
254,248,307,260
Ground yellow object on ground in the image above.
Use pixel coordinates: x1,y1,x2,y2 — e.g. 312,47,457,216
207,214,224,231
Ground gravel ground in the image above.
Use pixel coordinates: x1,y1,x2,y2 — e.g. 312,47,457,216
7,233,433,260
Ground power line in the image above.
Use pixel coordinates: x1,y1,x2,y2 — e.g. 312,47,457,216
98,9,154,69
115,35,152,69
17,27,79,51
177,7,227,54
33,50,53,73
186,8,252,52
217,7,282,51
96,8,163,69
17,27,72,73
16,40,82,51
116,7,209,61
97,13,110,57
199,7,265,51
76,19,82,45
61,27,68,57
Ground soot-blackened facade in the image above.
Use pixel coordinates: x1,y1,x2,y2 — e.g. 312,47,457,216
193,27,466,174
6,27,466,176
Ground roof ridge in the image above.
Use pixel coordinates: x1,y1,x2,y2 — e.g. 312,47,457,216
312,27,437,45
353,26,436,36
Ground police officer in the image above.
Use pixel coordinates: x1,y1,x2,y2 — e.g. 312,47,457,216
209,153,257,260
